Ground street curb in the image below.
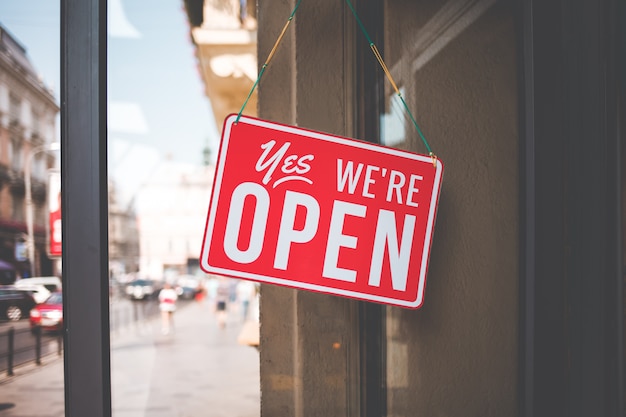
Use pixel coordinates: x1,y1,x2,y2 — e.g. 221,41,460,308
0,301,197,385
0,351,62,385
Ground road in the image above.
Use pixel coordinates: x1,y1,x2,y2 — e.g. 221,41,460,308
0,296,190,375
0,297,261,416
0,322,62,373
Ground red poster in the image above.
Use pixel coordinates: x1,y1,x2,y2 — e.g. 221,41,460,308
48,170,61,258
200,115,443,308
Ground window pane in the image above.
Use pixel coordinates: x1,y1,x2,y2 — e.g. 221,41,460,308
107,0,260,415
0,2,64,415
382,0,519,415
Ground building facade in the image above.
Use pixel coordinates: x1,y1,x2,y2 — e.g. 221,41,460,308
134,160,215,280
108,180,140,278
0,26,59,278
184,0,258,129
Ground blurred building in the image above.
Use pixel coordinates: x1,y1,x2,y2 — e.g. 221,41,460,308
183,0,257,132
134,159,214,281
108,180,140,278
0,25,59,278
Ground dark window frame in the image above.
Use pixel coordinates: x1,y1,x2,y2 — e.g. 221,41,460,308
519,0,624,416
354,1,387,416
62,0,111,415
60,0,625,415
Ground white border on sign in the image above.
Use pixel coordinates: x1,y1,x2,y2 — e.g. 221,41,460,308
200,114,443,309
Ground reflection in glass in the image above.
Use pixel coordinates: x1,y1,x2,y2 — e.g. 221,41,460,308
382,0,519,415
108,0,260,415
0,2,64,415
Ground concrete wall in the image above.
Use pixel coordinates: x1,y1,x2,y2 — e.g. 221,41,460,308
258,0,518,415
258,1,361,415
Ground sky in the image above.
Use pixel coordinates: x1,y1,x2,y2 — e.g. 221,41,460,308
0,0,220,207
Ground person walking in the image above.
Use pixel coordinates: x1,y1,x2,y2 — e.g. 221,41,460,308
194,282,205,303
158,282,178,334
215,278,230,329
236,280,256,321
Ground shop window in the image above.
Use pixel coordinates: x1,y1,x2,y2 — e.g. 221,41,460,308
380,0,519,415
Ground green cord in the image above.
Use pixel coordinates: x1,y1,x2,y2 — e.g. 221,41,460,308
399,94,432,155
236,0,435,158
344,0,434,155
236,65,266,124
236,0,303,123
344,0,373,45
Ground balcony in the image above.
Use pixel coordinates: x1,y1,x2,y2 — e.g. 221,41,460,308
8,118,23,134
186,0,258,133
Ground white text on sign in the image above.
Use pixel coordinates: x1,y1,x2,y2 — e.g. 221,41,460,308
336,159,423,206
223,146,421,292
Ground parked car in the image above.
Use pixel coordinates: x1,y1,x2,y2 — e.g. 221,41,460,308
125,279,161,300
15,276,62,303
0,286,37,321
15,276,62,291
13,283,51,304
29,292,63,332
175,275,200,300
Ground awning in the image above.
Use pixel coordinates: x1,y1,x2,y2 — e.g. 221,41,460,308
0,260,16,271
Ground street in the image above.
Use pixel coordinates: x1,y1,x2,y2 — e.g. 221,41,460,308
0,324,61,374
0,296,164,375
0,298,260,416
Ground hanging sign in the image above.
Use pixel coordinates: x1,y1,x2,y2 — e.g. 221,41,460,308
200,114,443,309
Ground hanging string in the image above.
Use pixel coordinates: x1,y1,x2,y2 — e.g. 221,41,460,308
235,0,436,165
344,0,436,164
236,0,303,123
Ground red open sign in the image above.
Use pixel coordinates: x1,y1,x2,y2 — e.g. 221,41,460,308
200,115,443,308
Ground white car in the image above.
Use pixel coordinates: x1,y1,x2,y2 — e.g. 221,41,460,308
14,283,51,304
14,276,62,304
175,275,200,299
124,279,160,300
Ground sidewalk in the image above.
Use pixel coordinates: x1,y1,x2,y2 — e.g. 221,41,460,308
0,300,260,417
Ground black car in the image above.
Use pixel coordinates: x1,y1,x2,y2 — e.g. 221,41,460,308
0,286,37,321
124,279,161,300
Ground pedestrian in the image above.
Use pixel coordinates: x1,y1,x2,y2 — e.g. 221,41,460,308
215,278,230,328
236,280,256,321
194,281,206,304
158,282,178,334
